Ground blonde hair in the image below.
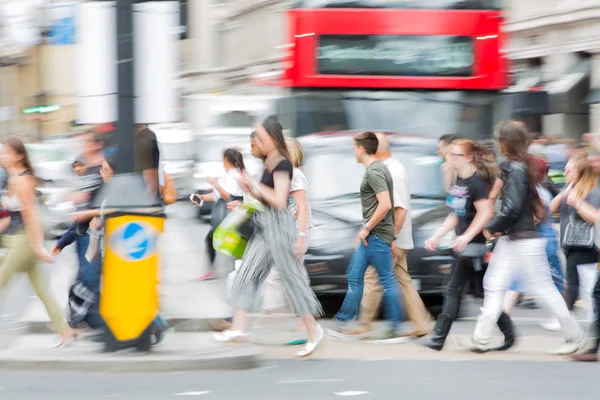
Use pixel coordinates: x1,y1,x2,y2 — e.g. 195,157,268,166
285,137,304,168
570,151,598,199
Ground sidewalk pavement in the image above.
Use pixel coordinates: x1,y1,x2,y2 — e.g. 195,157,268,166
19,214,233,334
261,334,577,363
0,214,257,371
0,327,578,372
0,211,585,371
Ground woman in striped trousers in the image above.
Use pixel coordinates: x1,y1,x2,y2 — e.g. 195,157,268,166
214,116,326,359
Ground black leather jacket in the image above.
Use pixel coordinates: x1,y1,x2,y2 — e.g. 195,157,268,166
486,160,536,236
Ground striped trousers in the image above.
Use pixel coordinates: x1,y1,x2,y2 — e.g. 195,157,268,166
231,208,323,318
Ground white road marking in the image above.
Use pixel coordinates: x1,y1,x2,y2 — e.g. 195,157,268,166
175,391,212,396
277,378,343,384
334,391,369,396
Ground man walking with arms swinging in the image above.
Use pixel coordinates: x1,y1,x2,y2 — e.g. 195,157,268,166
329,132,405,339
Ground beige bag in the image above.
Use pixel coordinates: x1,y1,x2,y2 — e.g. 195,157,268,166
85,228,102,263
85,200,106,262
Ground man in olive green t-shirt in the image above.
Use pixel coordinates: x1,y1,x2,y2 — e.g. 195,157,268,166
360,157,395,246
329,131,404,339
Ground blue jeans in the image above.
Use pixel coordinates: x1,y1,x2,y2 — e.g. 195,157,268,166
546,237,564,293
75,234,103,330
335,235,404,330
76,234,166,332
75,234,91,282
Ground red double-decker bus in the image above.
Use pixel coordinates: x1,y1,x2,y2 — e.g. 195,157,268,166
276,0,508,140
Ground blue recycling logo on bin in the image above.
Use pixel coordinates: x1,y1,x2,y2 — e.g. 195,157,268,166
110,221,159,262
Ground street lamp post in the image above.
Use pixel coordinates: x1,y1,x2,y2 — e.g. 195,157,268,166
114,0,135,174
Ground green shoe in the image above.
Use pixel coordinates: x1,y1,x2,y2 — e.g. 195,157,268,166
285,333,308,346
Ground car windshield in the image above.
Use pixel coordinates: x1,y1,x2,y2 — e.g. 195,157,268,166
196,135,250,162
278,90,494,141
303,144,445,201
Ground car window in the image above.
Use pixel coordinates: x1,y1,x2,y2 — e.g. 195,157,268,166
303,143,444,200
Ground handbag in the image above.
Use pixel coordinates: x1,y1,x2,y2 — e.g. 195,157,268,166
563,211,594,248
455,242,487,271
211,195,245,231
161,172,177,205
211,199,229,230
85,200,106,262
213,202,262,259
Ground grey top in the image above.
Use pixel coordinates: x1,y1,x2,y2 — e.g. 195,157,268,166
559,185,600,248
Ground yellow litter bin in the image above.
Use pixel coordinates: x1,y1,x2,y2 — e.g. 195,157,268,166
87,173,165,352
100,213,165,351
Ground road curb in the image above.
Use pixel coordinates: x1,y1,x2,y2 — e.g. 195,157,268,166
24,318,225,334
0,347,261,372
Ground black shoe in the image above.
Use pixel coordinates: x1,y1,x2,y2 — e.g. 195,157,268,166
491,312,516,351
516,298,538,309
422,313,453,351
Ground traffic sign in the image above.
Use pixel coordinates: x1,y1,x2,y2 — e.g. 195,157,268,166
110,221,158,262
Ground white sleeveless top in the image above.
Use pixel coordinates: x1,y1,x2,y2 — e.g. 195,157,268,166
1,191,23,211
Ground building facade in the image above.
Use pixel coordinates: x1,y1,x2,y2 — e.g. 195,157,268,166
188,0,600,139
6,1,600,139
505,0,600,139
183,0,291,94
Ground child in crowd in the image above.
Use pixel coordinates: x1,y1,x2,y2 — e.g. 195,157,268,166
52,159,88,256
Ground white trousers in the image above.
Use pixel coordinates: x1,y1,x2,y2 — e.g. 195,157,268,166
474,236,581,343
577,263,600,323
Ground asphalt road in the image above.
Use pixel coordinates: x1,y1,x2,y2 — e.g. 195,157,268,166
0,359,595,400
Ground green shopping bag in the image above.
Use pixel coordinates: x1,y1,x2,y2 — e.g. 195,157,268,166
213,202,262,259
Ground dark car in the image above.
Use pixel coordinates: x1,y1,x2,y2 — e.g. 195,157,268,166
300,132,455,307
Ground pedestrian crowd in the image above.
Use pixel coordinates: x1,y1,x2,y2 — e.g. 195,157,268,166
204,116,600,362
0,115,599,363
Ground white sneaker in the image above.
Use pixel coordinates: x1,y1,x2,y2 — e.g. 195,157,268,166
541,318,561,332
213,330,250,343
325,327,370,341
549,335,587,356
297,325,327,358
451,335,491,353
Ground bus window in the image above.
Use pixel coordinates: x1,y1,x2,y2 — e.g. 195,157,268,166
293,95,349,136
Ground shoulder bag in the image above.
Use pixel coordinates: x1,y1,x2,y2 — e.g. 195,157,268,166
563,211,594,248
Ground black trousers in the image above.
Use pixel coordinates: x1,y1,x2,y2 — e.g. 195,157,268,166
205,228,216,269
592,273,600,352
442,257,479,320
564,248,599,310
